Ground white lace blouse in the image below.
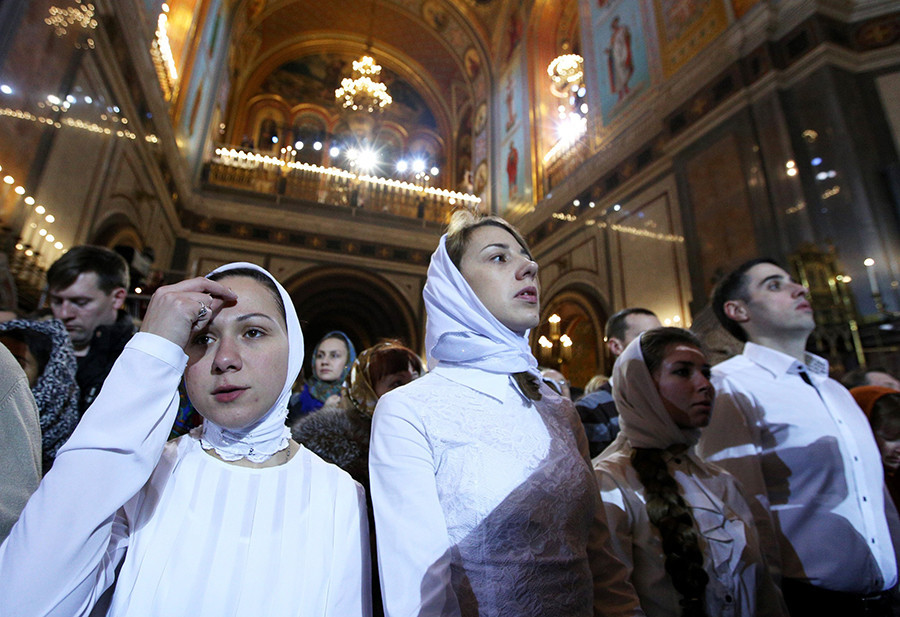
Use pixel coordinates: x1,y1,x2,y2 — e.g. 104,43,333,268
594,446,787,617
370,364,632,617
0,333,371,617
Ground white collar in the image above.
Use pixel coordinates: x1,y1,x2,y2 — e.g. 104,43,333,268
743,341,829,382
432,364,534,404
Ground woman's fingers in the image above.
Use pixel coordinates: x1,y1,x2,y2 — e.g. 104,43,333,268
162,277,238,305
140,277,239,348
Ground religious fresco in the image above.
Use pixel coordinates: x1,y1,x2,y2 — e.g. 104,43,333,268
258,54,438,134
497,53,530,212
653,0,728,76
500,5,524,69
456,106,473,189
501,55,527,138
589,0,653,125
422,0,450,32
731,0,762,19
464,47,482,80
177,0,225,138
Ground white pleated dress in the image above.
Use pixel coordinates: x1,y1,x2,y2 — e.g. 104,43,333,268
0,333,370,617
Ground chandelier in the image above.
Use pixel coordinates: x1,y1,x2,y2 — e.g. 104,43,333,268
537,313,573,365
335,54,392,112
547,54,584,99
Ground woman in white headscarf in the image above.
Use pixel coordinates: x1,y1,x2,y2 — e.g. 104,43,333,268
593,327,785,617
0,263,371,617
370,211,631,617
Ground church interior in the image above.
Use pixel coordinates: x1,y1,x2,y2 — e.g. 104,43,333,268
1,0,899,387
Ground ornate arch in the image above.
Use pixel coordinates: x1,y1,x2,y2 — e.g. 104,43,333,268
283,265,421,367
535,273,610,387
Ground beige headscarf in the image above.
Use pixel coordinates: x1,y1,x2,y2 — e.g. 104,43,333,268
602,333,702,455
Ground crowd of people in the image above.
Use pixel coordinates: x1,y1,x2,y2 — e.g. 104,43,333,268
0,210,898,617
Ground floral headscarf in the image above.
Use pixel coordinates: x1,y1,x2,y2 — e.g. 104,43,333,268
343,341,423,417
306,330,356,404
0,318,80,471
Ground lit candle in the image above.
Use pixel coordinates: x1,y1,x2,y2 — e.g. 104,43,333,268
549,313,561,338
864,258,881,297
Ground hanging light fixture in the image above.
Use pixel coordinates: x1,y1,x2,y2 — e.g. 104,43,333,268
335,0,392,113
547,54,584,99
335,55,392,112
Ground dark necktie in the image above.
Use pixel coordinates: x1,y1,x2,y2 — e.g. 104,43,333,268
799,369,814,387
512,372,543,401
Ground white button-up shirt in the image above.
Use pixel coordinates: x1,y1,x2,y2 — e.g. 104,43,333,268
698,342,898,593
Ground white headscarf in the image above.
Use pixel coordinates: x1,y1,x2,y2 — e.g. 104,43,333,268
199,262,303,463
606,332,701,453
423,233,538,377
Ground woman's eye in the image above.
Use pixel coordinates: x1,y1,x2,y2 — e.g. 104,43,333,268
191,333,212,346
245,328,265,339
490,253,507,262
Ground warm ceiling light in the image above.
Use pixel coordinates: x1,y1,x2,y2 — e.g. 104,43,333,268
335,55,392,112
548,54,584,99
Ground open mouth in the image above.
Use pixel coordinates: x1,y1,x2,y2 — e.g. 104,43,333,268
515,286,538,303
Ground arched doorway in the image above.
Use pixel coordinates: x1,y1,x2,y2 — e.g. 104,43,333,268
286,266,420,375
534,286,607,391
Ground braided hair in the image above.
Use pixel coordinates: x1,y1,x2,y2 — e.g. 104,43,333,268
633,327,709,617
632,448,709,616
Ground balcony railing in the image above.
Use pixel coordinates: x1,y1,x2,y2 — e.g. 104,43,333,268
543,133,590,193
204,146,480,225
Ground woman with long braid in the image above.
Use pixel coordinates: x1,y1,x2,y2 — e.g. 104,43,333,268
593,327,786,617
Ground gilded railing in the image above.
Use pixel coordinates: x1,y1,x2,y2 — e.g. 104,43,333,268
205,146,480,225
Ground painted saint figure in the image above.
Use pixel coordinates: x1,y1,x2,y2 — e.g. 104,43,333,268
607,16,634,102
506,142,519,199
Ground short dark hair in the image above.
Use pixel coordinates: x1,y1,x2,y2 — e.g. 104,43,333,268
841,368,870,390
870,393,900,437
605,307,657,341
710,258,780,343
0,328,52,376
47,246,129,294
640,327,704,375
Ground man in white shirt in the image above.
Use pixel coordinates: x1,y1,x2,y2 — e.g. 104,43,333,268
698,258,900,617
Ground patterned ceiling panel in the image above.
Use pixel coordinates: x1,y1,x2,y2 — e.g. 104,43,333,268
253,0,478,100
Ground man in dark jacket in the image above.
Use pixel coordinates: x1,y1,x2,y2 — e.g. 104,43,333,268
46,246,134,414
577,307,660,457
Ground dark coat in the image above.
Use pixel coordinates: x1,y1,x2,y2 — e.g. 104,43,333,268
291,405,371,490
76,311,135,414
